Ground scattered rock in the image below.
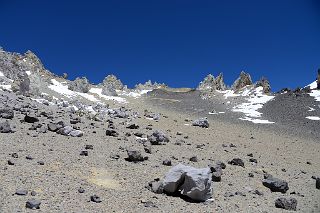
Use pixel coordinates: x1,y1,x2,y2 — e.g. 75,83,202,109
275,197,297,211
192,118,209,128
126,149,146,162
106,129,119,137
189,156,198,162
15,189,28,196
263,174,289,193
148,130,169,145
228,158,245,167
163,159,172,166
126,123,139,129
26,199,41,209
90,195,102,203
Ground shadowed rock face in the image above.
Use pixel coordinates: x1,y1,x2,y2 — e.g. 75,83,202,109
232,71,253,90
68,77,90,93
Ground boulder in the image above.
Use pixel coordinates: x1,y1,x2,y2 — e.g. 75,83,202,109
275,197,297,211
106,129,119,137
263,174,289,193
24,114,39,123
192,118,209,128
68,77,90,93
316,177,320,189
26,199,41,209
162,164,212,202
232,71,253,90
69,130,84,137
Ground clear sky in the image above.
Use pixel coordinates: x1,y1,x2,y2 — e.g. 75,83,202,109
1,0,319,91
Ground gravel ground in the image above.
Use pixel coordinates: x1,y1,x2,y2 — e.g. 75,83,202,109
0,89,319,212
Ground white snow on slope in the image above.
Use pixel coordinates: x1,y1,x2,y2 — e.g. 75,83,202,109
121,89,151,98
0,71,4,77
89,88,127,103
232,87,274,124
26,71,31,76
240,117,274,124
48,79,76,97
0,85,12,91
306,116,320,121
307,81,317,89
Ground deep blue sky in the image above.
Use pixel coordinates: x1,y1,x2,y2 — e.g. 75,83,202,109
1,0,320,90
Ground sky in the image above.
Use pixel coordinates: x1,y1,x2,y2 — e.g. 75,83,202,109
0,0,320,91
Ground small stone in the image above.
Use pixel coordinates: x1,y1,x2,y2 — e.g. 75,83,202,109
15,189,28,196
80,150,88,156
275,197,297,211
249,158,257,163
163,159,172,166
85,145,93,150
11,153,18,158
106,129,119,137
126,149,145,162
248,173,254,178
8,160,14,165
90,195,102,203
31,191,37,196
189,156,198,162
126,123,139,129
26,199,41,209
228,158,245,167
37,161,44,165
192,118,209,128
78,187,85,193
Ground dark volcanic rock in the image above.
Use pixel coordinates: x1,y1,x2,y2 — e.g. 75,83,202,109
263,174,289,193
275,197,297,211
228,158,245,167
24,114,39,123
90,195,102,203
126,149,146,162
106,129,119,137
26,199,41,209
163,159,172,166
316,178,320,189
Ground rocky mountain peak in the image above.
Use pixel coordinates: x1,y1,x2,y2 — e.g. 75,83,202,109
232,71,253,91
135,80,167,91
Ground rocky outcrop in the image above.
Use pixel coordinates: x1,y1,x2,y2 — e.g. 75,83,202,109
256,77,271,93
135,80,167,91
197,73,226,91
100,75,125,96
68,77,90,93
232,71,253,91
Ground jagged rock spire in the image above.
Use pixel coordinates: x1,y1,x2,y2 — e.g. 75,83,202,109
256,77,271,93
197,73,226,91
232,71,253,90
317,69,320,90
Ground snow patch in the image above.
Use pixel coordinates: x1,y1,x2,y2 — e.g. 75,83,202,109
309,89,320,102
307,81,317,90
26,71,31,76
0,85,12,91
89,87,127,104
232,87,274,124
240,117,274,124
308,107,315,112
121,89,151,98
0,71,4,77
306,116,320,121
